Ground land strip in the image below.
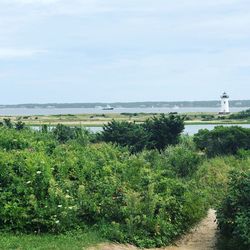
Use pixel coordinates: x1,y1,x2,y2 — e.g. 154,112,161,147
0,113,249,127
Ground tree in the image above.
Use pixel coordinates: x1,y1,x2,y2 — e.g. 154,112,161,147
3,118,13,129
15,121,26,130
101,120,148,153
41,124,48,133
100,114,185,153
143,114,185,151
194,126,250,156
52,124,76,143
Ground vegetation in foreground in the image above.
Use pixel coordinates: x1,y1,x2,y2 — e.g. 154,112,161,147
217,160,250,250
0,231,103,250
0,115,250,249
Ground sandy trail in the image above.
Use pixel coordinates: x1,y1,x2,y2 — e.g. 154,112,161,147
88,209,218,250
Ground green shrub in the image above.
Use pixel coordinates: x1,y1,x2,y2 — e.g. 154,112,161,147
229,109,250,120
194,126,250,157
100,120,148,153
217,165,250,249
0,128,30,150
0,126,232,248
100,114,184,152
193,157,236,207
15,121,26,131
163,145,202,178
52,124,90,144
0,150,79,233
143,114,185,151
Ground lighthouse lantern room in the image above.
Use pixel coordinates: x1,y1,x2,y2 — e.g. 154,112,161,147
219,92,230,114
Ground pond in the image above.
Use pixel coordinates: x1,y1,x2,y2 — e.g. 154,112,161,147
85,124,250,135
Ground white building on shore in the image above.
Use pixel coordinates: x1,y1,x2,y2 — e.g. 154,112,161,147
219,92,230,114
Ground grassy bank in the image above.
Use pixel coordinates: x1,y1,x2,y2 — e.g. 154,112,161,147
1,112,250,127
0,231,104,250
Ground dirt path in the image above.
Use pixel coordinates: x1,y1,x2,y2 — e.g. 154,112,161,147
88,209,218,250
161,209,218,250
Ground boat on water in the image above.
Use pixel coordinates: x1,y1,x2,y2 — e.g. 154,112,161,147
173,105,180,110
102,105,114,110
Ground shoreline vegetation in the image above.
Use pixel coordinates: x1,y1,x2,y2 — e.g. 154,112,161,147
0,110,250,127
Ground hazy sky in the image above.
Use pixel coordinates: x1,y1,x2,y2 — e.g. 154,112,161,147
0,0,250,104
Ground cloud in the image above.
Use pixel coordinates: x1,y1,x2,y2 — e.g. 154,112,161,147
0,48,47,59
1,0,59,5
0,0,249,103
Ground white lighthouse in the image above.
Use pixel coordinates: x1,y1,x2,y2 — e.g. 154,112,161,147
219,92,230,114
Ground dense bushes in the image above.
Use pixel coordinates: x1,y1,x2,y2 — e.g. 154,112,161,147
229,109,250,120
163,145,202,178
194,126,250,157
52,124,91,145
192,125,250,248
100,114,184,152
217,164,250,250
98,121,148,153
1,123,249,248
0,126,211,248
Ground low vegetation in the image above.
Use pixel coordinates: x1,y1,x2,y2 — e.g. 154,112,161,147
194,126,250,156
217,161,250,250
0,116,249,249
229,108,250,120
0,231,103,250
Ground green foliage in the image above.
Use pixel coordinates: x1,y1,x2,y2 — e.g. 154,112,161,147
3,118,13,129
143,114,185,151
194,157,237,207
0,231,103,250
229,109,250,120
52,124,77,143
52,124,91,145
2,125,248,248
194,126,250,157
163,145,202,178
100,120,148,153
217,164,250,249
0,126,213,248
15,121,26,131
100,114,184,152
0,127,30,150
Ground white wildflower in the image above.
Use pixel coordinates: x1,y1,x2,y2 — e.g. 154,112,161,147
58,204,62,208
36,171,42,174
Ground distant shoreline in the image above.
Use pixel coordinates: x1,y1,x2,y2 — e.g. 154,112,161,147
0,100,250,109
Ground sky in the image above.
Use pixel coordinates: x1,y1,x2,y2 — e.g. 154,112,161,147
0,0,250,104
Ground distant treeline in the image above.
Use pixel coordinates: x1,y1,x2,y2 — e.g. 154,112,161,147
1,100,250,109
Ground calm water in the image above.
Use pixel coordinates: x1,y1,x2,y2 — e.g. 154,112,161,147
0,107,248,116
86,124,250,136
